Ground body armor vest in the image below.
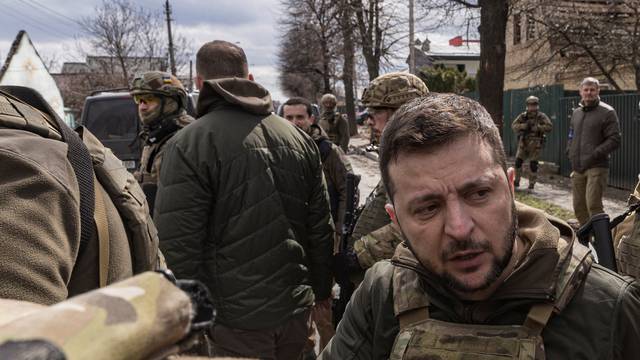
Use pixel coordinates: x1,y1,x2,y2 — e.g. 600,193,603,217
351,180,391,243
389,241,592,360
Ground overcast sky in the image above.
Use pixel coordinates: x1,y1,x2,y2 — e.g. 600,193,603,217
0,0,468,102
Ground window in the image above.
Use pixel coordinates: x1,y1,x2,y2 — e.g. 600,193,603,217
457,64,466,73
526,15,536,40
513,13,522,44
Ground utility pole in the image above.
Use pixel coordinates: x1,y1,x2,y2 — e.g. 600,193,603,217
409,0,416,74
164,0,177,76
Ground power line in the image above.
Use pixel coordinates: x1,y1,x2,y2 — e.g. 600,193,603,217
23,0,82,27
3,1,74,39
15,0,80,32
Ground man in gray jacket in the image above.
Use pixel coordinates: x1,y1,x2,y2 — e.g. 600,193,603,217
567,77,621,226
154,40,334,359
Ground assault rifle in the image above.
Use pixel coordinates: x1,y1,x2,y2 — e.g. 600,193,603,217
333,172,361,327
576,203,640,272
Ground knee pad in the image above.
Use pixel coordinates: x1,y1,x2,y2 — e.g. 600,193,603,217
530,160,539,172
515,158,524,168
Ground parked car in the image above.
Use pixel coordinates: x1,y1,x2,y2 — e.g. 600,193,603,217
80,89,196,172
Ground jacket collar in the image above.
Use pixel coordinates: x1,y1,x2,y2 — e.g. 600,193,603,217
196,77,274,117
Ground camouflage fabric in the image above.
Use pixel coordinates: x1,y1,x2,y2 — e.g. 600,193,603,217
526,95,539,104
318,111,350,153
353,222,403,269
134,112,194,188
320,93,337,109
389,234,593,360
0,272,193,360
511,111,552,186
361,72,429,109
350,180,391,246
613,178,640,279
131,71,188,107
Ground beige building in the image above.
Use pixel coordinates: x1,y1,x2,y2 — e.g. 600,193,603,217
505,0,636,91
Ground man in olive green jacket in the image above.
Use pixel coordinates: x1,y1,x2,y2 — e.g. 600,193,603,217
155,40,334,360
320,93,640,359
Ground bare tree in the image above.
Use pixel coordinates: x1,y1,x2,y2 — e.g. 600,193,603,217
352,0,406,80
341,0,358,135
513,0,640,91
79,0,191,88
417,0,507,129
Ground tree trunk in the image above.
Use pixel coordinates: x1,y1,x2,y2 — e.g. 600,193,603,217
477,0,508,130
342,1,358,136
354,0,380,80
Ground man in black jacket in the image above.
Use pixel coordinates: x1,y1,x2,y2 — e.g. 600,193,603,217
155,40,334,359
567,77,621,226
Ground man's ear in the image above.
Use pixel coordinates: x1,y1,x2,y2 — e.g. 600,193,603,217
385,203,399,226
195,74,204,90
507,167,516,194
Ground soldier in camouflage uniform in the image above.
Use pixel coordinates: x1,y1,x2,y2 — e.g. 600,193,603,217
350,72,428,271
131,71,194,211
511,95,552,190
319,93,350,153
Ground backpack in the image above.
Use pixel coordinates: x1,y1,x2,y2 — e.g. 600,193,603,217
0,86,162,288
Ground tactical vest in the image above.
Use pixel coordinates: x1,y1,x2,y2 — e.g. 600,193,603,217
0,91,163,287
351,180,390,243
389,242,592,360
616,180,640,279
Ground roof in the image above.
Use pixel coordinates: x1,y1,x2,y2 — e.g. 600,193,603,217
416,33,480,59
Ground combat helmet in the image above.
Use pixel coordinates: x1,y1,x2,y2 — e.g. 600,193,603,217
526,95,539,105
321,93,337,109
131,71,187,107
362,72,429,108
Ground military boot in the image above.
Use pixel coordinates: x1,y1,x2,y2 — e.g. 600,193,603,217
528,173,537,190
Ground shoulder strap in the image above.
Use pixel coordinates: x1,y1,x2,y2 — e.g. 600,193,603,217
392,264,430,330
0,88,95,250
93,175,110,287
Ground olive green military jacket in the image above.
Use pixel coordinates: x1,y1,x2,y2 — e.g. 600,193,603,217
319,110,350,153
567,100,621,173
320,203,640,359
511,111,552,142
155,78,334,330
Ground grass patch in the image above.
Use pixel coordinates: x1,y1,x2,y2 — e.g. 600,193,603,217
515,191,575,221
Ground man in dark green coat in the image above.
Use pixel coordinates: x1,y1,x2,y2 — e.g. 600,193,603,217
155,40,334,360
320,93,640,359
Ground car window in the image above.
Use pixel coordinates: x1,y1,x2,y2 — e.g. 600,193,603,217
84,98,139,140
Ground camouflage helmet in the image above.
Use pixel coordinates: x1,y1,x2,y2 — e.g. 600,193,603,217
321,93,337,108
362,72,429,108
526,95,539,105
131,71,188,107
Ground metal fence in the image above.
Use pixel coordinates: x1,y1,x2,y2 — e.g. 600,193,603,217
502,88,640,190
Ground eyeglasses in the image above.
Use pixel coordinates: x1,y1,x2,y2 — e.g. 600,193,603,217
367,107,389,117
133,94,159,105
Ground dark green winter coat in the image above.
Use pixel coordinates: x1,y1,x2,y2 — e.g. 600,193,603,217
154,78,334,330
320,203,640,359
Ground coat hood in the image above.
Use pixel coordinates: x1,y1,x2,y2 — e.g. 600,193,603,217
197,77,274,117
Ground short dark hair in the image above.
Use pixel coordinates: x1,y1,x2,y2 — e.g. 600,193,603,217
379,93,506,201
283,97,313,116
196,40,248,80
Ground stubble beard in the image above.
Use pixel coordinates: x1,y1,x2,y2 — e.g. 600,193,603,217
436,201,518,294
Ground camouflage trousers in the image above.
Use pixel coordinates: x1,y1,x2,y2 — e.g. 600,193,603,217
515,138,543,187
571,167,608,226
